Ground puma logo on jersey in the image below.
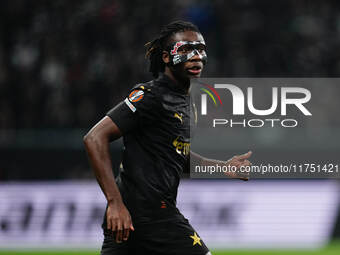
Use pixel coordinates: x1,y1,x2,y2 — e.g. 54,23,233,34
174,112,183,123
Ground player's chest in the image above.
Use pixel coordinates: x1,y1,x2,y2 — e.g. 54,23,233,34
159,94,192,136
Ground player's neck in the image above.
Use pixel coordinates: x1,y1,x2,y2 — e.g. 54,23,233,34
163,69,190,94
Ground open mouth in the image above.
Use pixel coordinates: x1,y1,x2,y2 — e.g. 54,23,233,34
187,66,202,75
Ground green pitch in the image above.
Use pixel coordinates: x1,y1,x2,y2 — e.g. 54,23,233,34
1,240,339,255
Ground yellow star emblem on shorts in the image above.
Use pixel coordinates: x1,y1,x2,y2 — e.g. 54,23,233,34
190,232,202,246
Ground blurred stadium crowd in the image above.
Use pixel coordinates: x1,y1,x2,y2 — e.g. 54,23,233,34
1,0,340,129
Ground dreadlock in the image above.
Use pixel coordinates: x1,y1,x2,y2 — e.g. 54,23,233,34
145,20,200,78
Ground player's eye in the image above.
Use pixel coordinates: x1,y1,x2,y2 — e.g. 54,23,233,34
178,45,193,54
195,44,206,53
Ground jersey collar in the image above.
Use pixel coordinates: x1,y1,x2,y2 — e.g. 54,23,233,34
156,73,189,95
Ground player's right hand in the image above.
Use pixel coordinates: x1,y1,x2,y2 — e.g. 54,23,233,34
226,151,252,181
106,201,134,243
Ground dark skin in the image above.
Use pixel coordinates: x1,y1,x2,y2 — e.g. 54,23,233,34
83,118,133,243
83,30,252,244
162,31,205,93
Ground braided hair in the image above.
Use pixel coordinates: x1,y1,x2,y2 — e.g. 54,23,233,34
145,20,200,78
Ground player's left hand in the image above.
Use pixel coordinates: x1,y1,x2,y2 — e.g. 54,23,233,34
226,151,252,181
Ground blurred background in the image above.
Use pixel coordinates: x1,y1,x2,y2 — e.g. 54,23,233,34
0,0,339,254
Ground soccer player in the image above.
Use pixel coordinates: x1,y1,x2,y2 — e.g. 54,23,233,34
84,20,251,255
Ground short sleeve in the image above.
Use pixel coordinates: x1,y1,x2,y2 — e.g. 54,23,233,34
106,86,158,134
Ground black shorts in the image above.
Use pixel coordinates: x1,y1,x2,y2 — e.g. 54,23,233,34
100,217,210,255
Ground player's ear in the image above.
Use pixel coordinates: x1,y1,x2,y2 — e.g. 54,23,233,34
162,51,170,64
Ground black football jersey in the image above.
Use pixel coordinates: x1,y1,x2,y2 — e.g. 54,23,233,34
105,74,196,225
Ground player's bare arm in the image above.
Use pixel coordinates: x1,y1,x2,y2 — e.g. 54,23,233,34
83,116,134,243
190,151,252,181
